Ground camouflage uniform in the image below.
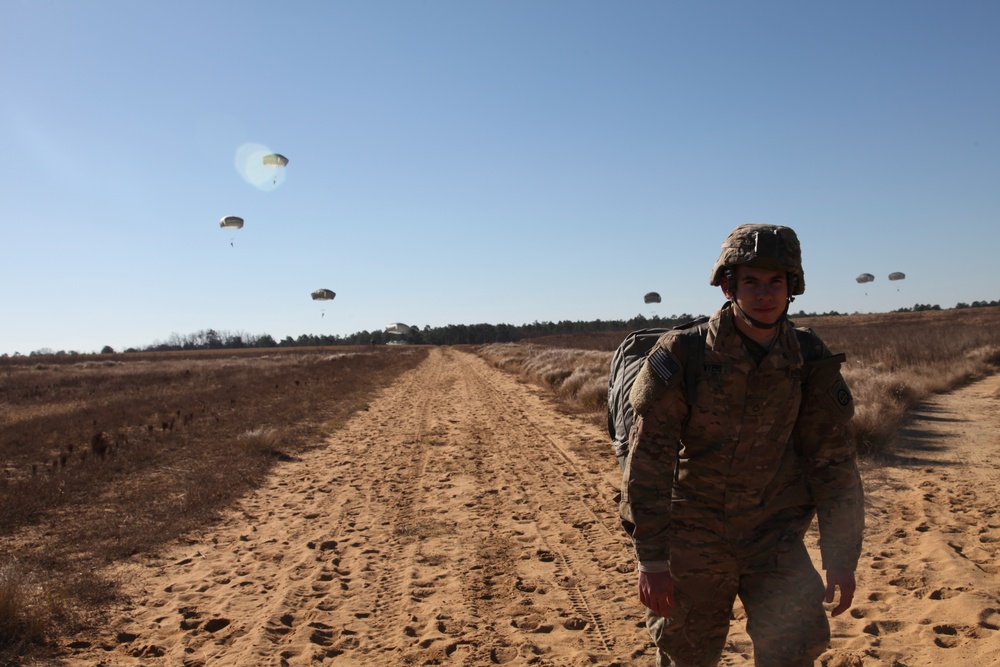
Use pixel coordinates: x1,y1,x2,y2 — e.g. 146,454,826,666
620,302,864,666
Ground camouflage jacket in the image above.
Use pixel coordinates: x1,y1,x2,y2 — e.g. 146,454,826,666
620,303,864,572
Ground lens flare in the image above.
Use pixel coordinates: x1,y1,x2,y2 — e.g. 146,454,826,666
234,142,286,191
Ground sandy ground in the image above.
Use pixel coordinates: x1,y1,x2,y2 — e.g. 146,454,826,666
57,347,1000,667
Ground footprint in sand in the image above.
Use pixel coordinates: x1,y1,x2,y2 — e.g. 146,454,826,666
203,618,231,633
928,586,968,600
932,624,962,648
978,608,1000,631
490,645,518,663
511,614,554,633
862,619,907,636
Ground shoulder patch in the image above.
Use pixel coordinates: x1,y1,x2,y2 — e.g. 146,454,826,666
831,379,853,407
648,347,681,383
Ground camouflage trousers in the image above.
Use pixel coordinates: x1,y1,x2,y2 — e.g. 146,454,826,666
646,535,829,667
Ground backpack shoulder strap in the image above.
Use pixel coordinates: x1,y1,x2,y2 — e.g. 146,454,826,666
670,316,710,406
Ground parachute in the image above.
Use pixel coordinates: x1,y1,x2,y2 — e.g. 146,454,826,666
262,153,289,167
311,289,335,317
235,143,288,190
386,323,412,335
855,272,875,296
220,216,243,246
888,272,906,281
262,153,288,184
643,292,661,304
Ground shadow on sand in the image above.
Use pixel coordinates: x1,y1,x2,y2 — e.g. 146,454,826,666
880,403,964,469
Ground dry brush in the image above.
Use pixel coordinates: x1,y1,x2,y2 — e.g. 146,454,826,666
476,307,1000,457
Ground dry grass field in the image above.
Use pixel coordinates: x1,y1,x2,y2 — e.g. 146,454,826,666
0,346,428,662
479,307,1000,457
3,307,1000,666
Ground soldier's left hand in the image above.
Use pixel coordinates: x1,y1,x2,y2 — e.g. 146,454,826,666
638,569,675,618
824,568,856,616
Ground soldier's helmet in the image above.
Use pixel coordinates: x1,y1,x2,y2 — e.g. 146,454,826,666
709,224,805,296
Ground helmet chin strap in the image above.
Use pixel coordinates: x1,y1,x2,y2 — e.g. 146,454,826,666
731,298,791,330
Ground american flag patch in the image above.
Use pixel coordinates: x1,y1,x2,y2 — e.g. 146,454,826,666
648,348,680,383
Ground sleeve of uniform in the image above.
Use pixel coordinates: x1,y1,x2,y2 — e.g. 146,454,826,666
620,334,688,568
795,341,865,572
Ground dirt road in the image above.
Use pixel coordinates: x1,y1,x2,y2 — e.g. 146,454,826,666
59,348,1000,666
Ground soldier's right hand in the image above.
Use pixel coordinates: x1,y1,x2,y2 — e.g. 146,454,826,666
638,570,675,618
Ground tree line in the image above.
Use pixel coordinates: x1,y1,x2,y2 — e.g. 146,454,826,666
8,299,1000,357
118,313,704,353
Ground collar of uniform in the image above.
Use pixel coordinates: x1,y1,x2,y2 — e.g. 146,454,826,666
712,303,799,372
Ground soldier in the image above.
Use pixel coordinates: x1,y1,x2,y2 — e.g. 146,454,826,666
621,224,864,666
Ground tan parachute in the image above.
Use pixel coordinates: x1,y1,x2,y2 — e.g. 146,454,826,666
856,273,875,296
311,289,335,317
220,216,243,246
262,153,288,184
385,323,412,335
888,272,905,281
262,153,289,167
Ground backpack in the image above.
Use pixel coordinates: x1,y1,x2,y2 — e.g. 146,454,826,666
607,317,831,469
607,318,709,468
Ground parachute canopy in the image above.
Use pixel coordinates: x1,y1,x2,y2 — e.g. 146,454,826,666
385,323,412,335
262,153,289,167
888,272,906,281
855,273,875,284
220,215,244,230
311,289,336,301
644,292,661,304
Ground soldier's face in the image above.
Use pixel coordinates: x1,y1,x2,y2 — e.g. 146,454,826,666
721,265,789,326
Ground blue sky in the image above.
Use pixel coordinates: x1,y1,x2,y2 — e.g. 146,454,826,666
2,1,997,355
